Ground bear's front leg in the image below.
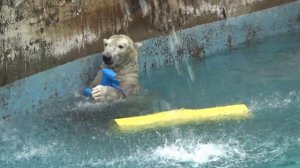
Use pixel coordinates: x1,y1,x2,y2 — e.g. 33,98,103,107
91,85,123,102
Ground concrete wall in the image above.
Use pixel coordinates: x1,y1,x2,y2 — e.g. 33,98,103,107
0,0,295,86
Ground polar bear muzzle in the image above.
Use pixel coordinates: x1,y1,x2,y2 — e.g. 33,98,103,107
102,53,113,65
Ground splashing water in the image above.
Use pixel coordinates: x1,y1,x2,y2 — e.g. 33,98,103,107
187,64,195,82
152,143,240,165
14,143,57,160
135,0,264,32
168,28,181,54
71,133,292,168
168,27,183,75
139,0,148,17
249,91,300,112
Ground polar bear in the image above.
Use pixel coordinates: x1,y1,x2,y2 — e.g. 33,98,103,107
90,35,141,102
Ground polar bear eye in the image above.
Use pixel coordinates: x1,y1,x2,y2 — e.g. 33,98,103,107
118,45,124,49
104,43,108,47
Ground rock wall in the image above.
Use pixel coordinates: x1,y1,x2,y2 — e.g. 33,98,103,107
0,0,295,86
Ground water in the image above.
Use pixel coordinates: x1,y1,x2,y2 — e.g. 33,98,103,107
1,31,300,167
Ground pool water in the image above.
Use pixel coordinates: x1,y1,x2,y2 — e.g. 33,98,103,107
1,31,300,168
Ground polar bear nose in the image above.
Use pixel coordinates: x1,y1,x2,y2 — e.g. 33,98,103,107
102,54,113,65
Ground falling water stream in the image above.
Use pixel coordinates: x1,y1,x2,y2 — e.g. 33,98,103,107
119,0,261,32
1,30,300,167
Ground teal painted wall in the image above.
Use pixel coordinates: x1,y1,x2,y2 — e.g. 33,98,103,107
139,1,300,72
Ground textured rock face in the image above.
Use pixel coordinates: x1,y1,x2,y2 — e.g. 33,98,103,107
0,0,295,86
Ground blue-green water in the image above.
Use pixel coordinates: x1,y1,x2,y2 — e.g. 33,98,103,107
1,31,300,168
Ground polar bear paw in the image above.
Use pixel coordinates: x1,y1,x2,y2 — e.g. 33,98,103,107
91,85,121,102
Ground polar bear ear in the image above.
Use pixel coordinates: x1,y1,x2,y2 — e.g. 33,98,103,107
134,42,142,49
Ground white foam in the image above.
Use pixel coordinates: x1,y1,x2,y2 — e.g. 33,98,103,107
152,142,246,165
154,144,223,163
249,91,299,112
76,101,97,108
14,143,57,160
73,90,84,98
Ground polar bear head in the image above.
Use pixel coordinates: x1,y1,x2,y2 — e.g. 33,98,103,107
102,35,141,69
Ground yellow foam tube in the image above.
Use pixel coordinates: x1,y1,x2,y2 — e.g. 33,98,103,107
114,104,249,132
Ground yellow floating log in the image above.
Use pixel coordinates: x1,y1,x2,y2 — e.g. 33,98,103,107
114,104,249,132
